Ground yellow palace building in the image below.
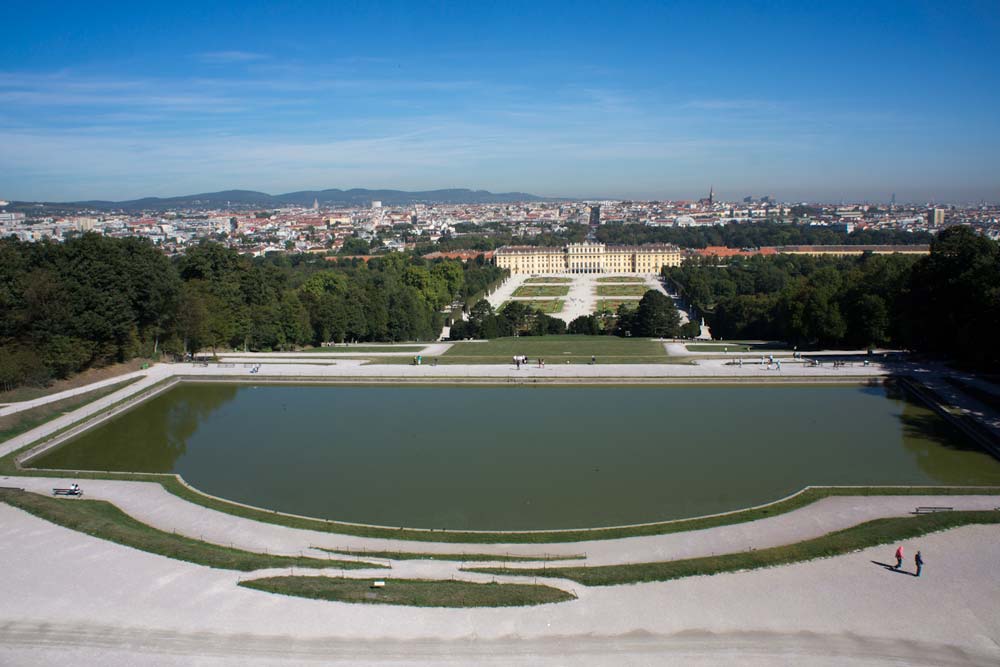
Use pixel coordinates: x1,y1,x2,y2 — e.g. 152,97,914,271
494,242,683,274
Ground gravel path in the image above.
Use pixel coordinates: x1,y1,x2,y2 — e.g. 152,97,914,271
1,502,996,665
0,369,149,418
4,475,997,567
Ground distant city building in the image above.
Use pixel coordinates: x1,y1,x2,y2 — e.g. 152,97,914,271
928,208,945,227
494,242,682,274
312,198,319,211
371,200,382,209
589,204,601,226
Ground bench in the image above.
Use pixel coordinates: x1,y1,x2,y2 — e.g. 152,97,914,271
52,488,83,497
914,506,952,514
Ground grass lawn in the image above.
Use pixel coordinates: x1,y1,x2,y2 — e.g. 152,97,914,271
524,277,573,284
512,285,571,297
444,335,667,359
0,378,139,444
0,489,375,571
298,345,426,353
429,335,674,365
239,576,574,607
594,299,639,313
595,285,650,297
467,510,1000,586
501,299,563,314
595,276,646,283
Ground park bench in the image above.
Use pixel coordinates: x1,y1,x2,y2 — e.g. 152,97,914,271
52,488,83,497
913,506,952,514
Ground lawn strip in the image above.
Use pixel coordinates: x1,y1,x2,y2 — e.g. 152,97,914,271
0,378,140,444
594,285,649,297
511,285,570,297
465,511,1000,585
312,546,583,562
0,489,374,571
524,277,573,284
239,576,574,607
595,276,646,283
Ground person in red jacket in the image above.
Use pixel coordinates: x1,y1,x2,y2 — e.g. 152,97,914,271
894,545,904,569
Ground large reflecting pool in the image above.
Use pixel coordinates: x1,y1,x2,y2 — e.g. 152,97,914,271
29,382,1000,529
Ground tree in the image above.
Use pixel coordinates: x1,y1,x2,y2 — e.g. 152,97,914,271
339,237,370,255
680,320,701,339
568,315,601,335
630,290,681,338
903,227,1000,367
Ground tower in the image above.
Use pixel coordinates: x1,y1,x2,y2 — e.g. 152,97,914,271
312,198,319,211
589,204,601,226
708,186,714,205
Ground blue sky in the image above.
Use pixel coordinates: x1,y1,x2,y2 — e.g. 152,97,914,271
1,1,998,203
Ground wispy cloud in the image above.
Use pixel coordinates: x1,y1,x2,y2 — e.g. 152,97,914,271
197,50,269,64
681,99,779,111
0,59,966,201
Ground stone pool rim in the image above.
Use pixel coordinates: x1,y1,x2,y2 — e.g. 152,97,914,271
9,376,1000,540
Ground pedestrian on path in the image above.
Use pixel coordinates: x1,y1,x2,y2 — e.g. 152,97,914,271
914,551,923,577
894,545,904,569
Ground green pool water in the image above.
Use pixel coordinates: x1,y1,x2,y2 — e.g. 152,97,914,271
29,382,1000,530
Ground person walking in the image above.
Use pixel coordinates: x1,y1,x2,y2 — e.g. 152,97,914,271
894,545,904,569
914,551,923,577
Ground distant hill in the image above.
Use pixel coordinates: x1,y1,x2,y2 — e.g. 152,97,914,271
12,188,554,212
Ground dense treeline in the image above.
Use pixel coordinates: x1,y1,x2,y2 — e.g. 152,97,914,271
0,234,505,389
666,227,1000,368
449,300,567,339
451,290,687,340
596,221,933,249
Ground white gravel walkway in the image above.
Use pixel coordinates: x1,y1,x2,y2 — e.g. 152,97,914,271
1,501,996,666
3,475,997,568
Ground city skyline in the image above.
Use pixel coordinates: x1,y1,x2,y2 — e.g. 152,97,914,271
2,1,999,203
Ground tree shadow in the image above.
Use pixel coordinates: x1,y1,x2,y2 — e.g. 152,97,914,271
871,560,917,576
